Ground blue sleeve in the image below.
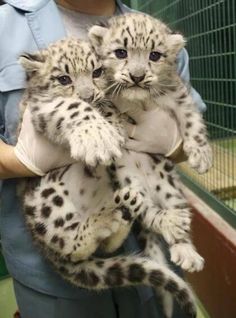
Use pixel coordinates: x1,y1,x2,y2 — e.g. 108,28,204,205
0,93,7,143
177,48,207,112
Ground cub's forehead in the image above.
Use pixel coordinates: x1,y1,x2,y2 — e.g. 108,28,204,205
108,13,169,50
47,38,99,72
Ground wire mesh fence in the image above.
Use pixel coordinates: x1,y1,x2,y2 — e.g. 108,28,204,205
131,0,236,225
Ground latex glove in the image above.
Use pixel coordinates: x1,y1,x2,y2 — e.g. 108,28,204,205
14,108,75,176
125,108,182,156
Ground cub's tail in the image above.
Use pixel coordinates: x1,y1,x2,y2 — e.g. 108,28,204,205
56,256,196,317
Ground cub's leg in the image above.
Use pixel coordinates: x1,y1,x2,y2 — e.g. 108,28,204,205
139,158,204,272
102,186,146,253
171,86,212,174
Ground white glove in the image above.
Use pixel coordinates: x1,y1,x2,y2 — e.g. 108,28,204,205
14,108,75,176
125,108,182,156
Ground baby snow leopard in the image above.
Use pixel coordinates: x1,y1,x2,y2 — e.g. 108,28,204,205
88,12,213,264
19,38,198,317
89,12,212,174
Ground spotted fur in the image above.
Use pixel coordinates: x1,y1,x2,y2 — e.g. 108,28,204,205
88,11,210,269
18,38,198,317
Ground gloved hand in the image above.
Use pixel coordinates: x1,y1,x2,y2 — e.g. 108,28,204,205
124,108,182,157
14,108,75,176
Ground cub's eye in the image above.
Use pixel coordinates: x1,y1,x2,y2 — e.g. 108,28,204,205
57,75,72,85
149,51,162,62
114,49,128,59
92,67,103,78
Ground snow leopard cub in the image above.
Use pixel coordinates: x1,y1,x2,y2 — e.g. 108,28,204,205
19,38,197,317
89,12,213,174
89,12,211,268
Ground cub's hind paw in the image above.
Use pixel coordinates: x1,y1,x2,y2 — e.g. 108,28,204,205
170,243,204,272
114,186,145,219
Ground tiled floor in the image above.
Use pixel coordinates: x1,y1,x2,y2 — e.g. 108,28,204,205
0,278,209,318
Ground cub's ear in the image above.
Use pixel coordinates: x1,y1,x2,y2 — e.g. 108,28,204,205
88,25,108,47
19,52,46,72
168,33,186,54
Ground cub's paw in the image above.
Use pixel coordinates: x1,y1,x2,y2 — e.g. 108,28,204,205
183,140,213,174
69,122,124,166
170,243,205,272
158,209,191,245
92,208,123,242
114,186,145,220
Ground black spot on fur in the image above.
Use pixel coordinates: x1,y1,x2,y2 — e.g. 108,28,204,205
163,161,174,172
176,288,189,304
165,279,179,293
35,222,47,235
186,122,192,129
105,263,124,286
167,175,175,187
41,206,52,218
68,102,80,110
149,270,165,286
124,192,130,200
120,206,132,221
70,111,79,119
160,172,164,179
165,193,172,199
54,217,65,227
65,64,69,74
59,238,65,249
84,107,92,112
125,177,131,185
66,213,74,221
76,270,99,287
128,264,146,282
65,222,79,231
25,205,35,216
41,188,56,198
115,195,120,204
52,195,64,206
156,185,161,191
56,117,64,130
51,235,59,243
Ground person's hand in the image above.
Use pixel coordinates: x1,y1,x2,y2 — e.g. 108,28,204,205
125,108,183,155
14,108,76,176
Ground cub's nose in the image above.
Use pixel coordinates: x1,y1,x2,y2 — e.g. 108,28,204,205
83,94,94,103
129,73,145,84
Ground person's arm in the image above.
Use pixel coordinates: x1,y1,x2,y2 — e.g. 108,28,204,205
0,139,36,179
0,91,35,179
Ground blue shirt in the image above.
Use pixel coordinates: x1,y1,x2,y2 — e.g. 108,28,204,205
0,0,206,300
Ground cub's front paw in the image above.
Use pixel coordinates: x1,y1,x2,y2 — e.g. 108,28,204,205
170,243,205,272
158,209,191,245
69,122,124,166
184,140,213,174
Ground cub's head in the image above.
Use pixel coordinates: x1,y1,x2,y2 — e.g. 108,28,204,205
19,38,106,104
89,13,185,101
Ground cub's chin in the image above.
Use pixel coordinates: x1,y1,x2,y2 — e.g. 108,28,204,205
119,86,150,101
